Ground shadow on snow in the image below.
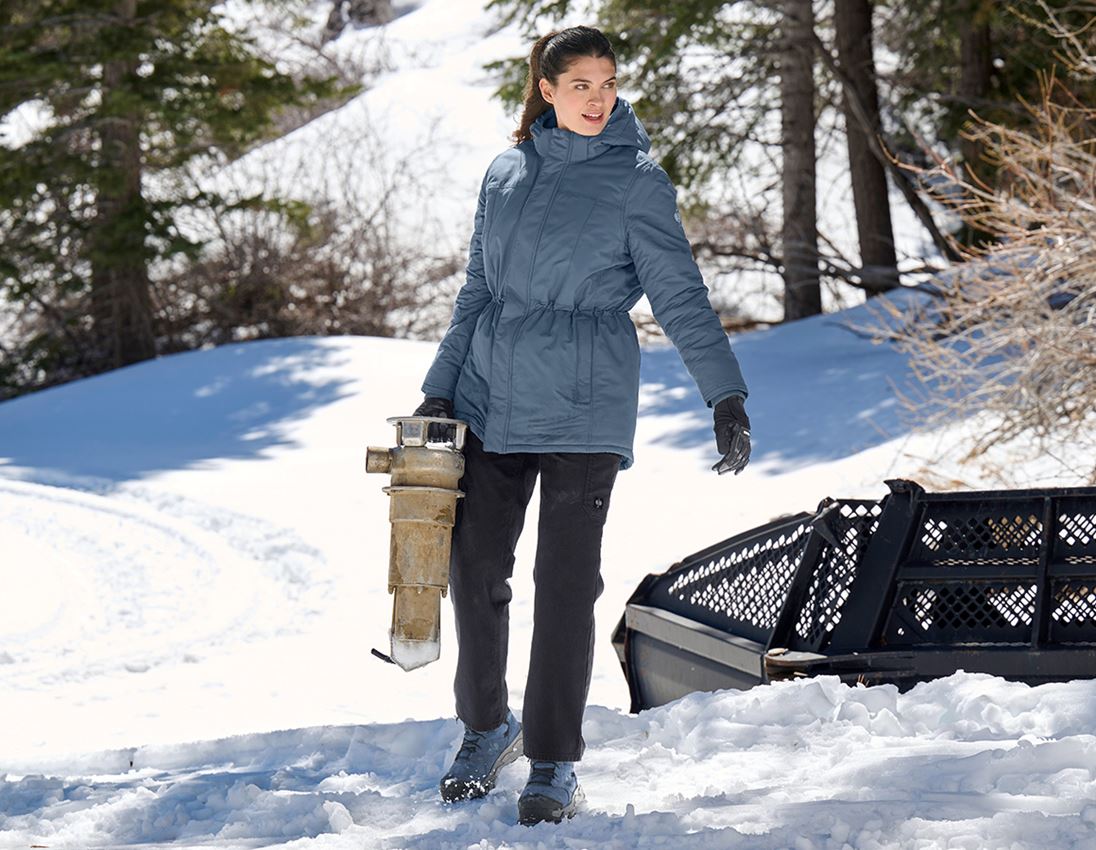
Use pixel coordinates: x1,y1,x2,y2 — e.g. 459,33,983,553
639,309,919,473
0,338,356,482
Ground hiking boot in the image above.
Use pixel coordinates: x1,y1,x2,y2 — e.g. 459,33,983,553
517,759,584,825
439,710,523,802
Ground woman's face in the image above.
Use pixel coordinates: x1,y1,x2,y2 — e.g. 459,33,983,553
538,55,617,136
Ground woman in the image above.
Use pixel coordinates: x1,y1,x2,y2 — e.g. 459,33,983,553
413,25,751,826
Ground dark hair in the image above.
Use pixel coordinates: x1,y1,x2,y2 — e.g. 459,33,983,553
511,26,616,145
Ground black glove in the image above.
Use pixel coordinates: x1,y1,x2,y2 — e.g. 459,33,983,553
412,396,453,419
711,394,751,475
412,396,454,442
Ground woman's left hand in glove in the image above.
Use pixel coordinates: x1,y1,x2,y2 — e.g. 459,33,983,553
711,394,751,475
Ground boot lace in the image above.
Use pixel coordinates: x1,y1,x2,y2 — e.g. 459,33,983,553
456,727,489,760
528,760,559,786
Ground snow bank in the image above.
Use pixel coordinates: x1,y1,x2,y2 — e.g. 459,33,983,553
3,674,1096,849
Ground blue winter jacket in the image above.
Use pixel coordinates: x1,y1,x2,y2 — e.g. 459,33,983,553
421,96,748,469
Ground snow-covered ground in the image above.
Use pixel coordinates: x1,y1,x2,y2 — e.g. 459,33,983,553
3,1,1096,847
2,292,1095,848
5,674,1096,849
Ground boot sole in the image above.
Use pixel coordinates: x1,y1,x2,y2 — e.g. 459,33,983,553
517,784,585,825
439,728,524,803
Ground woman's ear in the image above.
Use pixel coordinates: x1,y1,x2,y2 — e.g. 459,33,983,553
538,77,553,104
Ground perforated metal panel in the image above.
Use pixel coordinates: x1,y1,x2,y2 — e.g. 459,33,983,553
794,501,883,650
1056,504,1096,563
908,501,1044,567
655,517,813,644
1051,582,1096,624
885,581,1038,644
1048,499,1096,641
648,500,883,648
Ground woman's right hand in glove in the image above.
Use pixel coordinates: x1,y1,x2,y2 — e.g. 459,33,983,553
412,396,454,418
412,396,455,442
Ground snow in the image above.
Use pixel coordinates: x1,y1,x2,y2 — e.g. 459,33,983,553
390,635,442,671
2,1,1095,847
2,293,1095,848
3,676,1096,848
199,0,530,266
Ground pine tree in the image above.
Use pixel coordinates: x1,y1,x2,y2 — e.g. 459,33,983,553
0,0,354,393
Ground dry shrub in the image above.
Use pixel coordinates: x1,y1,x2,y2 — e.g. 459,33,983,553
156,199,458,351
154,99,464,351
868,9,1096,483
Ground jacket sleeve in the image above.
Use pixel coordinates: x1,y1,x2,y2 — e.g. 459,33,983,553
623,165,748,407
421,169,494,400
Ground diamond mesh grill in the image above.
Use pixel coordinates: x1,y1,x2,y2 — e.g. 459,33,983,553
653,500,882,648
909,502,1043,567
794,501,883,649
658,519,812,643
634,486,1096,669
886,581,1037,643
1057,506,1096,564
1050,582,1096,641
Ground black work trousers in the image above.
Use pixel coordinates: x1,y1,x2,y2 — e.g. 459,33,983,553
448,431,620,761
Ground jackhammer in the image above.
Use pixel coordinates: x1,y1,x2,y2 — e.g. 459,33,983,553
365,416,467,671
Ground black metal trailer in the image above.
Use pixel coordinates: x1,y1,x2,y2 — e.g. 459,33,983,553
611,478,1096,712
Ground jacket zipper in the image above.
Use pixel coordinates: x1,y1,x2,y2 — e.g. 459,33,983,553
502,134,573,448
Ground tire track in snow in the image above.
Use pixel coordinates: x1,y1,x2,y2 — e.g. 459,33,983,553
0,477,328,686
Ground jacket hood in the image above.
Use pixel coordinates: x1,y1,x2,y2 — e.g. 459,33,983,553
530,96,651,163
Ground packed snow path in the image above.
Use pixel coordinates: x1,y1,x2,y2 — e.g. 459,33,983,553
0,478,320,676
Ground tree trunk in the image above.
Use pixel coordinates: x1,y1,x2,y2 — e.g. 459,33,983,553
834,0,899,296
89,0,156,369
959,0,994,185
780,0,821,321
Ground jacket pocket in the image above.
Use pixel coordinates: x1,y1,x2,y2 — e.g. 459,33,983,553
574,313,594,405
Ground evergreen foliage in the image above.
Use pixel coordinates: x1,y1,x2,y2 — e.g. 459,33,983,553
0,0,357,396
489,0,1096,195
880,0,1096,154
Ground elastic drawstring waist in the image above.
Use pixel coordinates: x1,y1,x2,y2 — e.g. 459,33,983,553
529,301,628,316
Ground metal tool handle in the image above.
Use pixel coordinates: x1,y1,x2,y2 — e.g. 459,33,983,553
385,416,467,450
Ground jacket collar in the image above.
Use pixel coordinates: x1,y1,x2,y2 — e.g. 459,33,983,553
530,96,651,163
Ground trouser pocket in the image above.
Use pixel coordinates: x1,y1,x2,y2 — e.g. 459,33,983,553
581,450,619,522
